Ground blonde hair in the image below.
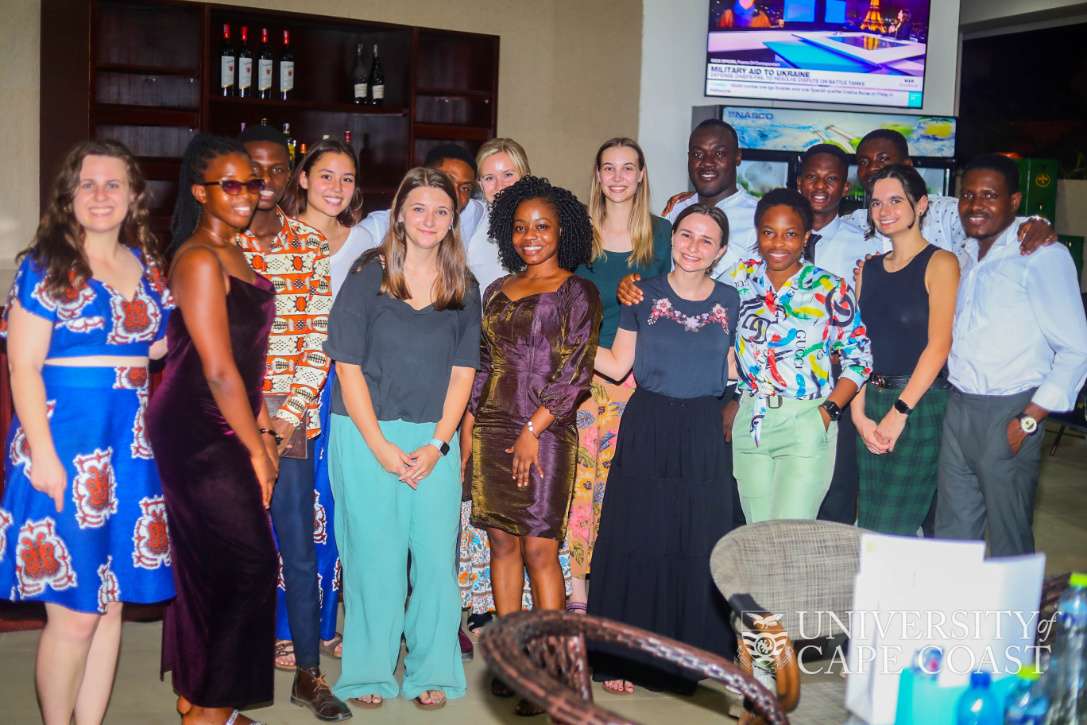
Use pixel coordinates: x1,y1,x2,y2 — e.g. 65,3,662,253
475,138,531,180
588,138,655,269
355,167,469,310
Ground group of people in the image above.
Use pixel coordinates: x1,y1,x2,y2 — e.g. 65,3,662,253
0,116,1085,725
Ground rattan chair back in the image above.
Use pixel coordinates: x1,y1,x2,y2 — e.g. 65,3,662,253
478,609,790,725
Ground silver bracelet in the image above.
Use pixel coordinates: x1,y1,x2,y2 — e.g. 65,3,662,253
526,420,539,439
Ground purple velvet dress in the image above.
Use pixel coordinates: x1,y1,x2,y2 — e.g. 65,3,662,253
468,275,601,540
147,273,278,709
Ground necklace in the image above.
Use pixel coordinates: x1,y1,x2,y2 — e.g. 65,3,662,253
404,265,437,293
196,224,232,246
885,244,926,272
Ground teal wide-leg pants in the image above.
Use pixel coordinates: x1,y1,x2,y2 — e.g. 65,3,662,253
328,414,466,701
733,395,838,523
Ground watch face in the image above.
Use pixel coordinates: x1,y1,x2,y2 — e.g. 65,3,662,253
1019,416,1038,435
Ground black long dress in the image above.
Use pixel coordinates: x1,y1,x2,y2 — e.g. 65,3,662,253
148,273,278,708
586,274,740,689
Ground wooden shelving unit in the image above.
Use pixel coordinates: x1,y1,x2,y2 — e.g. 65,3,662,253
40,0,500,242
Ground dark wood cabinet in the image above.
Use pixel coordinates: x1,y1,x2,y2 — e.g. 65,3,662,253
40,0,499,241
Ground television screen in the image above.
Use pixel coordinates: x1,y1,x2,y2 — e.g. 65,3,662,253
706,0,932,108
738,159,792,198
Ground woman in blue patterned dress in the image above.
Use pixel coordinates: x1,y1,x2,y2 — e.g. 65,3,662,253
0,140,175,725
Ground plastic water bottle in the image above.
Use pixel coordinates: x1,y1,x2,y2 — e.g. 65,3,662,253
896,647,943,724
957,671,1002,725
1003,664,1048,725
1048,572,1087,724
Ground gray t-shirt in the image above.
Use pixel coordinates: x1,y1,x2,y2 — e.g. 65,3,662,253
324,258,482,423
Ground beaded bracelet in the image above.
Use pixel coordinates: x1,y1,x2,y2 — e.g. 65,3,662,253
259,428,284,445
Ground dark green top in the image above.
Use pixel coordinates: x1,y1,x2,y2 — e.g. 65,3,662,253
576,215,672,349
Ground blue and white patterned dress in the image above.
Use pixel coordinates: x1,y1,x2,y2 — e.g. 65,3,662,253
0,252,176,613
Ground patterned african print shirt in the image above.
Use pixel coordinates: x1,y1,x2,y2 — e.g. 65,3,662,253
236,208,332,438
720,260,872,444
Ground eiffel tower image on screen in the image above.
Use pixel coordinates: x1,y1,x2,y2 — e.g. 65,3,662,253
860,0,886,33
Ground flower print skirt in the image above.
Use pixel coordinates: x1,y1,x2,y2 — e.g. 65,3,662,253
0,365,175,614
587,387,738,686
566,371,636,579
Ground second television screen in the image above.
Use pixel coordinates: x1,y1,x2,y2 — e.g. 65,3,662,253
706,0,931,108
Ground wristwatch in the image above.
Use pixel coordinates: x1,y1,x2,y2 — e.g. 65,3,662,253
1016,414,1039,436
894,399,913,416
819,401,842,422
429,438,451,456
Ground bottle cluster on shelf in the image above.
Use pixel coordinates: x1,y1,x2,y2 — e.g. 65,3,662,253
351,43,386,106
219,24,293,100
240,119,376,171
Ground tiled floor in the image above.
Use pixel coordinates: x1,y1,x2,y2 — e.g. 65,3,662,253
0,426,1084,724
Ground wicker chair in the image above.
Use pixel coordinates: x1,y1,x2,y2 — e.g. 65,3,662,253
478,609,790,725
710,520,865,724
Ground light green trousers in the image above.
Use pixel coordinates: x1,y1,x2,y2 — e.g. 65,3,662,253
732,395,838,523
328,414,467,701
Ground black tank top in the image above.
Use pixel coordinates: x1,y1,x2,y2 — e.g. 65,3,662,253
859,244,938,377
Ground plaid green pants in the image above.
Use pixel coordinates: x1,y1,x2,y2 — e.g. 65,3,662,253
857,385,948,536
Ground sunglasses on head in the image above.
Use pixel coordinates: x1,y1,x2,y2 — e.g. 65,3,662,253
201,179,266,195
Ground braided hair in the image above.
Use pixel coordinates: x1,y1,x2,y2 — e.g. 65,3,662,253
489,176,593,273
170,133,250,251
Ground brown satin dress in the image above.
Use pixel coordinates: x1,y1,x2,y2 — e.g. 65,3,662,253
469,274,601,540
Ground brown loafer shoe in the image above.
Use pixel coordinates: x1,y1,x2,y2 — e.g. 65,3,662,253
291,667,353,721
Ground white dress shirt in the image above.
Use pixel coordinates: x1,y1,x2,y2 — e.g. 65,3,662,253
809,216,883,286
329,225,375,299
358,198,485,252
949,217,1087,413
666,185,759,277
848,194,968,261
464,207,508,295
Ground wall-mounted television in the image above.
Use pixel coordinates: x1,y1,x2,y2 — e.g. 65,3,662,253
706,0,932,108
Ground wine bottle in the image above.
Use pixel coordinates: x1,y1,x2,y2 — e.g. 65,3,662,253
219,24,235,97
351,44,368,105
367,43,385,106
257,28,273,100
279,30,295,101
237,26,253,98
283,122,297,165
344,130,351,144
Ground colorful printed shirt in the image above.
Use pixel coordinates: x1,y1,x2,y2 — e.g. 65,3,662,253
236,208,332,438
1,251,173,357
720,260,872,444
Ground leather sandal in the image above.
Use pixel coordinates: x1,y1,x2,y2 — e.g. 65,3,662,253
273,639,295,671
514,697,545,717
224,711,266,725
319,633,343,659
491,675,516,698
413,691,447,710
347,695,383,709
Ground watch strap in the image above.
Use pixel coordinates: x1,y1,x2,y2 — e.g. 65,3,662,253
820,400,842,421
894,399,913,416
429,437,450,456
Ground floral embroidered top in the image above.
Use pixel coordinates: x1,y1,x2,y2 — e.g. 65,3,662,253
0,251,173,357
720,260,872,444
236,208,332,438
617,273,739,399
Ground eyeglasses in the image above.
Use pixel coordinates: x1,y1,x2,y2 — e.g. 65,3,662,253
201,179,266,195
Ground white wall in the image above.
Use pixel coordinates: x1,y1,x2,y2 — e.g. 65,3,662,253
638,0,962,209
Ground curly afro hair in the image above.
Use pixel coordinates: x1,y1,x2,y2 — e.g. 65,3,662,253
489,176,593,273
